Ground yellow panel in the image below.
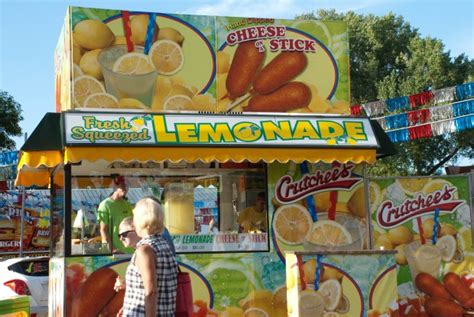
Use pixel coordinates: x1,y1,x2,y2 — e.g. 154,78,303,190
64,147,375,164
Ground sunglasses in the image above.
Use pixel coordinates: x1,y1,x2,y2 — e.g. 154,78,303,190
118,230,134,239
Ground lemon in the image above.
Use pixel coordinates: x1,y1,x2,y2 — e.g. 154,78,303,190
436,235,457,262
369,182,382,212
73,64,83,79
113,36,128,46
79,49,103,80
217,51,231,74
312,191,331,212
112,52,155,75
347,186,366,218
83,93,118,108
243,307,269,317
163,95,193,111
73,19,115,50
169,84,195,98
396,178,430,196
157,27,185,45
192,94,216,111
422,218,440,239
72,42,83,64
273,204,313,245
321,267,343,282
318,279,342,311
298,289,325,317
272,285,287,308
118,98,147,109
324,312,340,317
458,227,473,254
222,307,244,317
329,100,350,115
239,290,273,314
388,226,413,246
375,234,393,250
306,220,352,247
148,40,185,75
303,259,317,284
395,244,408,265
440,223,457,236
131,14,158,46
73,75,105,107
422,179,458,199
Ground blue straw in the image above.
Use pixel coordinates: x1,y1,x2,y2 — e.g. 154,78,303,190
432,208,440,244
144,13,157,55
314,255,323,290
300,162,318,222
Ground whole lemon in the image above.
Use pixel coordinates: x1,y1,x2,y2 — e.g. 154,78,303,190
131,15,158,46
387,226,413,245
347,186,367,218
303,259,316,284
422,218,440,239
73,19,115,50
157,27,184,46
375,234,393,250
312,191,331,212
72,42,83,64
321,266,343,281
113,36,128,46
395,244,408,265
79,49,103,80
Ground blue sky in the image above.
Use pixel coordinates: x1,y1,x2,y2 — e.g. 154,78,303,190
0,0,473,150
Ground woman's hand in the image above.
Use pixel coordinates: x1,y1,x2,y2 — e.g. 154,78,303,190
114,276,125,292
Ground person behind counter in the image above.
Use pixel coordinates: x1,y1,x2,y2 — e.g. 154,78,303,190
236,191,267,233
121,197,178,317
98,176,133,253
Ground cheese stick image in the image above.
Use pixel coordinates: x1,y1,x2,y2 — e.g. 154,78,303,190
246,82,311,112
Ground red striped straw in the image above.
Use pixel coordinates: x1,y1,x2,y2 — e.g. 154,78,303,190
121,11,134,52
296,255,307,290
416,217,426,244
328,162,339,220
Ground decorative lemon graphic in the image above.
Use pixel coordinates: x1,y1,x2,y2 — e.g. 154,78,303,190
273,204,313,245
222,306,244,317
217,51,231,74
298,289,325,317
272,285,287,308
72,42,83,64
436,235,457,262
422,179,458,199
148,40,185,75
318,279,342,311
387,226,413,246
239,290,272,315
163,95,193,111
192,94,216,111
113,52,155,75
306,220,352,247
73,19,115,50
347,186,367,218
243,307,269,317
118,98,146,109
157,27,184,46
307,84,330,114
79,49,103,80
73,64,83,79
130,14,158,46
83,93,118,108
396,178,431,196
73,75,105,107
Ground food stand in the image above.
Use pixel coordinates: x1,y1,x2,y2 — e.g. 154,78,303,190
16,6,472,317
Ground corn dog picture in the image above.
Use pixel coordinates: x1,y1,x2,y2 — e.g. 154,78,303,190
216,17,350,114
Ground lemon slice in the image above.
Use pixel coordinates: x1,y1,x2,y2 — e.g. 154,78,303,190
422,179,458,198
83,93,118,108
73,75,105,107
112,52,155,75
163,95,193,111
436,235,457,262
148,39,184,75
298,289,325,317
306,220,352,246
318,279,342,311
324,312,340,317
369,182,382,211
73,64,83,78
243,307,269,317
414,244,441,274
273,204,313,245
396,178,430,196
272,285,287,308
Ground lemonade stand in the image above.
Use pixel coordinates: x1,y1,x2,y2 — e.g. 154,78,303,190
10,6,417,317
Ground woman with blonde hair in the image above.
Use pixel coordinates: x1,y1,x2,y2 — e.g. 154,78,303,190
122,198,178,317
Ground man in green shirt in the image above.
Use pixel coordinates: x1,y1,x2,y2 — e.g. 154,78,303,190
97,179,133,253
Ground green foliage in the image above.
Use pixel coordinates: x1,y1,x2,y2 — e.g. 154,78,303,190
297,10,474,176
0,90,23,150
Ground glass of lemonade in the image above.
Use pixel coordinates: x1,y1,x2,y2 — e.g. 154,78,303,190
98,45,158,107
404,240,442,282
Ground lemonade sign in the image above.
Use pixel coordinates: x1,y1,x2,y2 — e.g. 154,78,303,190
57,7,349,114
370,176,474,316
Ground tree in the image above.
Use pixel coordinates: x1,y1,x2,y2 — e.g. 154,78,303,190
297,10,474,176
0,90,23,150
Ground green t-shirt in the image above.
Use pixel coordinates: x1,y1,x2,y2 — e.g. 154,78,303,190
97,198,133,253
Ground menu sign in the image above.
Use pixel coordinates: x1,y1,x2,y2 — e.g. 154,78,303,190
173,233,268,253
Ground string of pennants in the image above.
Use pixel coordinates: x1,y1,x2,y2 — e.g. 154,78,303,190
350,82,474,143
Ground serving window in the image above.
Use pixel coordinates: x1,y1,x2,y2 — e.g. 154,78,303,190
67,161,269,255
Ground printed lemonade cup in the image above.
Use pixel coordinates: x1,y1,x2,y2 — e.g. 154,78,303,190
404,240,442,284
98,45,158,107
303,213,364,251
